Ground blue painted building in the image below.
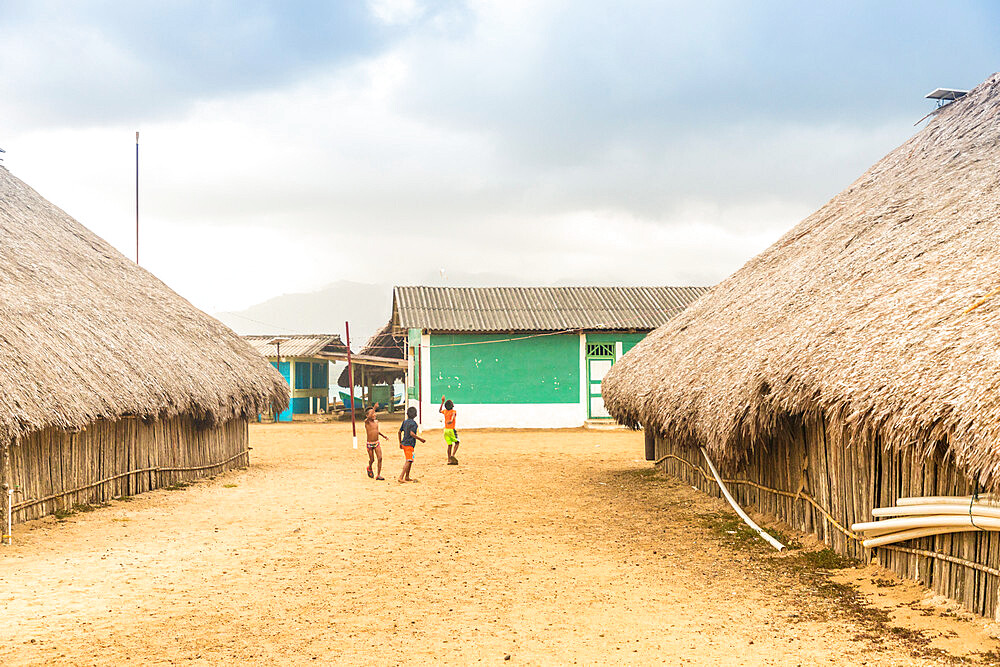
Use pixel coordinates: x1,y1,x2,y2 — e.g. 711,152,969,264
244,334,346,421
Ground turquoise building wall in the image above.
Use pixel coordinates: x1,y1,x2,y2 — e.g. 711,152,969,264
272,357,330,417
429,333,581,404
271,361,293,422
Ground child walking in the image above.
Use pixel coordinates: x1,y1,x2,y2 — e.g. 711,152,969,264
398,406,425,483
364,404,388,480
439,395,460,465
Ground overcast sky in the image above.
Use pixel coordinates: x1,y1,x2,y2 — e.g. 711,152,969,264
2,1,998,314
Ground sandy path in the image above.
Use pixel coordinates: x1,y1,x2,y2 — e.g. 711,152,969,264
1,421,998,665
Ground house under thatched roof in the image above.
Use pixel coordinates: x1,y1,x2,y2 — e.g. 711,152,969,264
0,167,287,439
0,167,288,527
605,72,1000,490
336,321,405,388
603,73,1000,616
0,167,289,439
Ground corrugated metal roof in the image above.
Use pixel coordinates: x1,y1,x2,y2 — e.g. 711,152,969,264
393,286,710,332
243,334,347,358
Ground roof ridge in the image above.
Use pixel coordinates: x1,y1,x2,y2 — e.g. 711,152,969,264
393,285,709,332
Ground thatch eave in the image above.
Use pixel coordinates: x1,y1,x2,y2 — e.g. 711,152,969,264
0,167,289,444
604,72,1000,489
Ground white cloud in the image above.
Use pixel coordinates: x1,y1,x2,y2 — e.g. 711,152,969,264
368,0,424,25
2,1,952,316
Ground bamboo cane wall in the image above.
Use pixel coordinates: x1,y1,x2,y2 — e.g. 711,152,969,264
0,415,249,526
654,414,1000,618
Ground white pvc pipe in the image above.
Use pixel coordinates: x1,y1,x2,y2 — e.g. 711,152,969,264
862,525,977,548
700,447,785,551
873,504,1000,519
852,515,1000,536
854,495,1000,548
896,495,1000,507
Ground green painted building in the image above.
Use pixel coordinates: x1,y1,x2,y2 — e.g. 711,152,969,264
390,286,708,428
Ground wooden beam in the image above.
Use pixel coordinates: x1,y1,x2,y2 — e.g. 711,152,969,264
316,352,406,369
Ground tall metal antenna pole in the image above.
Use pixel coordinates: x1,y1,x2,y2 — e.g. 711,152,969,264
135,131,140,265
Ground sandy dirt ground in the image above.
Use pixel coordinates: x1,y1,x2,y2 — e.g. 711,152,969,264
2,419,1000,666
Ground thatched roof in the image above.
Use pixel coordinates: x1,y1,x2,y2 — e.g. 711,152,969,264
336,321,404,387
0,167,288,442
603,72,1000,489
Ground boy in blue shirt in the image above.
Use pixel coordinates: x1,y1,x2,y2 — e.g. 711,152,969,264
398,407,425,483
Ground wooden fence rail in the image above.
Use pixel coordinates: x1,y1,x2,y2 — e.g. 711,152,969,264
1,415,249,527
653,414,1000,618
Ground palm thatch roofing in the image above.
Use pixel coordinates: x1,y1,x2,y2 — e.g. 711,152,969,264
336,321,404,387
243,334,347,359
603,72,1000,489
393,285,709,333
0,167,288,443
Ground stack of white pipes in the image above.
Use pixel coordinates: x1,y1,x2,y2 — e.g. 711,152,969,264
852,496,1000,547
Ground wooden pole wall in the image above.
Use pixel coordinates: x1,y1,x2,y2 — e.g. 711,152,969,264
650,412,1000,618
1,439,9,542
7,415,250,526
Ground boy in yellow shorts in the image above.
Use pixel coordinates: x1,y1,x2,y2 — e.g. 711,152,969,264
440,395,460,465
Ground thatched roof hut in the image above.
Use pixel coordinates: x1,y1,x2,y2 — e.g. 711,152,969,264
604,73,1000,617
336,321,405,388
605,72,1000,490
0,167,287,527
0,167,288,438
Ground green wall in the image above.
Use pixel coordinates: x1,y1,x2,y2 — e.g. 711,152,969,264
407,328,421,400
430,333,580,404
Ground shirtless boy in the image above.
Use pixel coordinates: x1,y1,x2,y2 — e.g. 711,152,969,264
364,404,388,480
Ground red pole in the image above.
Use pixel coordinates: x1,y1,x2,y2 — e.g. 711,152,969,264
346,321,357,449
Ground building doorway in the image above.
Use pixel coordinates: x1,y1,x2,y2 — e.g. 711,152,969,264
586,342,615,418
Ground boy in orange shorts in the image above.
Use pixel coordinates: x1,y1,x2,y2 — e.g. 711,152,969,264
398,406,425,483
439,395,460,465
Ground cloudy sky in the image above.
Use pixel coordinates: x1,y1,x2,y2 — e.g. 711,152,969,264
2,1,998,314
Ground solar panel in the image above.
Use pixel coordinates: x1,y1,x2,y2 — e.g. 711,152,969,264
926,88,969,101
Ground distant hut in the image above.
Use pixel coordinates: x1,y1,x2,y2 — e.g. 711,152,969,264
0,167,287,530
393,285,708,428
604,73,1000,617
243,334,346,419
336,321,406,411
